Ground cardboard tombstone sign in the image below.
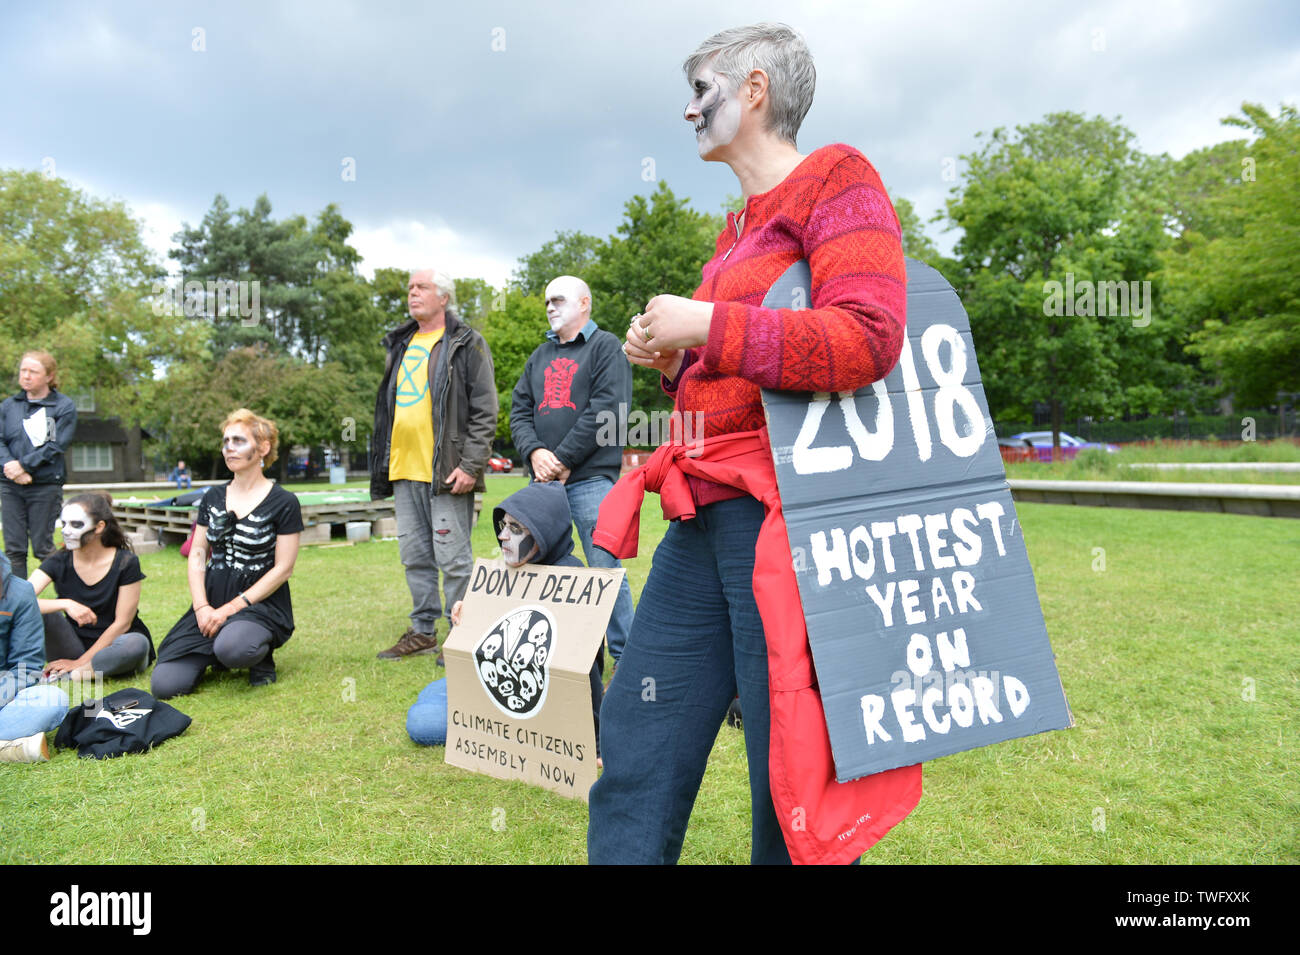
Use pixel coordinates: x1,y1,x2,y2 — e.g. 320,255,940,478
444,559,623,801
762,258,1073,782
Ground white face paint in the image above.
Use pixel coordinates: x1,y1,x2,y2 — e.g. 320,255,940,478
222,425,260,471
59,504,94,549
543,276,590,340
498,513,538,567
685,66,742,159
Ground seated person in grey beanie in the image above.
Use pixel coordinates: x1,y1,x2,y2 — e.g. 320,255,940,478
407,481,606,758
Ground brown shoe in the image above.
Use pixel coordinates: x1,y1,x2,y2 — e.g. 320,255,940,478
377,628,439,660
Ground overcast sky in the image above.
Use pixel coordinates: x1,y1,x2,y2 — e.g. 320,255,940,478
3,0,1296,286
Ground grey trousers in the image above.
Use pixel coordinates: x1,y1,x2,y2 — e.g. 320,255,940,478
150,620,273,699
393,481,475,634
44,613,151,677
0,481,63,580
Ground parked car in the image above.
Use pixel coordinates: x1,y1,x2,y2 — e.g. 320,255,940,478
488,454,513,473
997,437,1036,464
1011,431,1120,461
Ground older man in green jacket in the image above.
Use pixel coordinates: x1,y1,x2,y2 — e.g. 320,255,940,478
370,268,497,661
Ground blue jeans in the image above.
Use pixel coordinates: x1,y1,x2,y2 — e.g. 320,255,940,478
587,495,791,864
407,678,448,746
0,683,69,739
565,477,634,662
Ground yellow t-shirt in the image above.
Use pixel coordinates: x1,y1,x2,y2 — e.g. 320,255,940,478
388,329,443,483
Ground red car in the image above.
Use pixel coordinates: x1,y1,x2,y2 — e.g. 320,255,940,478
488,455,513,473
997,437,1036,464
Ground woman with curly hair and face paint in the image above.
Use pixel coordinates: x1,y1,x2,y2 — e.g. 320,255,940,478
152,409,303,698
588,23,921,865
28,491,154,681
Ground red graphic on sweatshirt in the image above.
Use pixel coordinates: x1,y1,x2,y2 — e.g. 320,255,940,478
540,357,579,412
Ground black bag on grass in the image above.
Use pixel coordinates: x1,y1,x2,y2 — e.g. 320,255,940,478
55,688,192,758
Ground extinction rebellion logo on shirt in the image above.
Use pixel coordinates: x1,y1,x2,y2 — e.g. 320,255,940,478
396,345,432,406
474,606,555,717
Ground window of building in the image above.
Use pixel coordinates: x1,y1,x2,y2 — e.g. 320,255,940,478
72,392,96,412
72,443,113,471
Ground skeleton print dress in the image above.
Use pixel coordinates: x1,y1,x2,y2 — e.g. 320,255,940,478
155,483,304,664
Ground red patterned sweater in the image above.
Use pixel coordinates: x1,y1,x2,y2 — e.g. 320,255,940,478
666,143,907,504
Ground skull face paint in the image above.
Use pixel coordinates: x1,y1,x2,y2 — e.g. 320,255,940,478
685,67,742,159
498,513,538,567
221,425,260,470
543,276,590,340
59,503,94,549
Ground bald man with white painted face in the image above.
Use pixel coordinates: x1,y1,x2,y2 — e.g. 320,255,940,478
509,276,635,663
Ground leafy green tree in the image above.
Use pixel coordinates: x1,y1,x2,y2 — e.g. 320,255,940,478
372,267,411,327
163,198,390,466
588,181,722,414
154,345,360,479
482,288,550,442
942,113,1177,446
892,196,942,268
1162,103,1300,408
170,194,328,357
0,169,206,419
512,231,603,297
454,277,494,331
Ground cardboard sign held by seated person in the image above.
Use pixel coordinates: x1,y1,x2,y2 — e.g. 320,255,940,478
444,558,622,801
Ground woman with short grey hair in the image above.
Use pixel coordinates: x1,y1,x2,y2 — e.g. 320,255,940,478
588,22,920,865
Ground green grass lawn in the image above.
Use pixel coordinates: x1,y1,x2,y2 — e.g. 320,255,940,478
2,477,1295,864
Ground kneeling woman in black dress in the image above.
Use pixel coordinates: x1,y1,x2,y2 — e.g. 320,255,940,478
152,409,303,698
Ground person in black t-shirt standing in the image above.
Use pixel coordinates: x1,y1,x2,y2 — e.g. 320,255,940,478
29,491,153,680
152,409,303,698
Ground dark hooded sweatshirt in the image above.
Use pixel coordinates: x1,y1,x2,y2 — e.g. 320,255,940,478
493,481,604,744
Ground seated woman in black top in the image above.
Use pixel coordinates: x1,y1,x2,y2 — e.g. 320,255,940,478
30,490,154,680
152,408,303,698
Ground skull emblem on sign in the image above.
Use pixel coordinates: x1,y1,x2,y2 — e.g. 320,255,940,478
473,606,555,718
511,642,536,670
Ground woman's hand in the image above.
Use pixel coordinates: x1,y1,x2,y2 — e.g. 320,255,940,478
3,460,24,481
624,325,684,380
196,603,235,638
44,658,92,679
637,295,713,352
450,600,463,628
63,600,97,627
13,470,32,485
